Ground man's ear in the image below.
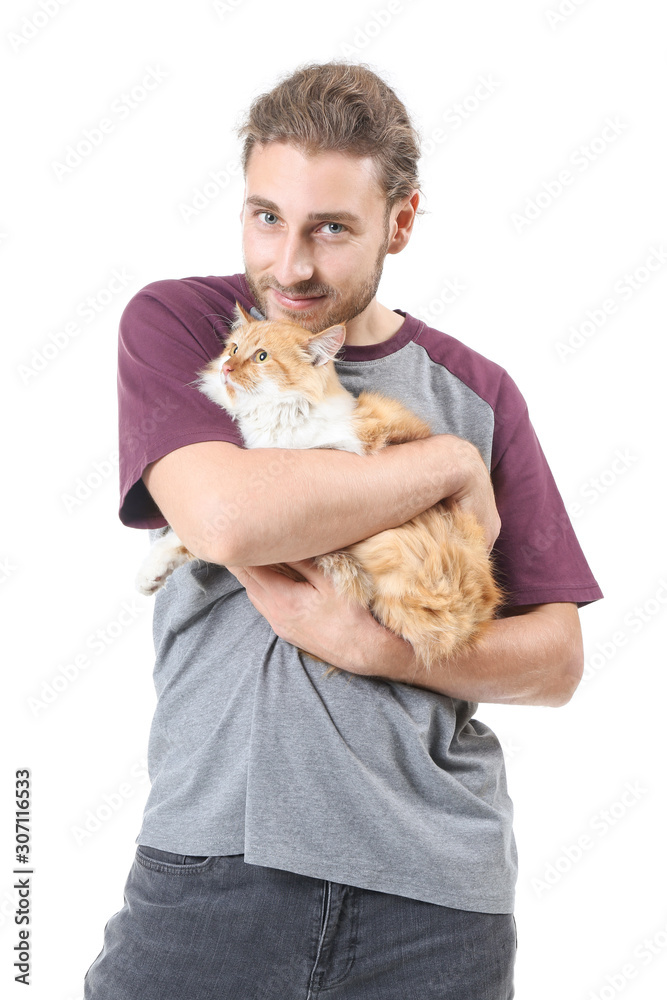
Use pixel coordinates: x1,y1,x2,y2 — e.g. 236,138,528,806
305,325,346,366
386,189,420,256
234,301,255,324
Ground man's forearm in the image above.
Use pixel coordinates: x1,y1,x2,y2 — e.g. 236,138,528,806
149,434,496,567
226,561,584,708
368,603,584,707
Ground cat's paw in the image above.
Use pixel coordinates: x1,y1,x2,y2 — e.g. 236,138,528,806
136,531,194,596
135,568,167,596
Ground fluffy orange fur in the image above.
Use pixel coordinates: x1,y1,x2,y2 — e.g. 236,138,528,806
316,402,500,669
197,306,503,670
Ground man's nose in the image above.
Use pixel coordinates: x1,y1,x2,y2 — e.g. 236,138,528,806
273,234,314,286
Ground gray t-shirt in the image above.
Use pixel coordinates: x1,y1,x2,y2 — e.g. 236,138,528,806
118,274,602,913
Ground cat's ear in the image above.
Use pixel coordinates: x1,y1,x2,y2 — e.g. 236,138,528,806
305,325,346,367
234,301,255,325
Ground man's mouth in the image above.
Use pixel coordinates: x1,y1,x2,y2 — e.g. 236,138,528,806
269,287,326,311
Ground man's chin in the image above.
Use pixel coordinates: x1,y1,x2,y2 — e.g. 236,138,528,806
265,301,333,332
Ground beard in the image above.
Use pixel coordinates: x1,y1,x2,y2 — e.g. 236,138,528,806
244,224,391,334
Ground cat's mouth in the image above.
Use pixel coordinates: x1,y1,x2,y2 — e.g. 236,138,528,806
219,367,253,399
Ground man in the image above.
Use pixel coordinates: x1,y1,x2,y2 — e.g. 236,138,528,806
85,62,602,998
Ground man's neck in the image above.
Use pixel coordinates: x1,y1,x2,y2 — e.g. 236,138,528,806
343,299,404,347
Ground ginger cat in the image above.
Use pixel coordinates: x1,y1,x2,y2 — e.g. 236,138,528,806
136,305,502,668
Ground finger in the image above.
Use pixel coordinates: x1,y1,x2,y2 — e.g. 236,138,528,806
229,563,301,594
227,565,268,591
227,565,253,586
282,558,324,582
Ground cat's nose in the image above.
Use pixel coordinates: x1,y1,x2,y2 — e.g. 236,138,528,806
222,363,233,376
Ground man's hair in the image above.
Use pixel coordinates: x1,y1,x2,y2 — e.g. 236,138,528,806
236,62,421,209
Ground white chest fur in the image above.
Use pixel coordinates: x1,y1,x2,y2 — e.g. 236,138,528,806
236,384,364,454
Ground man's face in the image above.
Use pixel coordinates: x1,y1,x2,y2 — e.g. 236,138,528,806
241,142,392,333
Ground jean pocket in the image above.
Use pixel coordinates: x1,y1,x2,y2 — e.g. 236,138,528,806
135,845,213,874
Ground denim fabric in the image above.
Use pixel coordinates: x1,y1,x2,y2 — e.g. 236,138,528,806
84,848,516,999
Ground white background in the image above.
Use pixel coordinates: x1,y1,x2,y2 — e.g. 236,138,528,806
2,1,666,997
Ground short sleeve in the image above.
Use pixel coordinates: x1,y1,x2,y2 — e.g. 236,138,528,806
490,372,603,608
117,275,254,528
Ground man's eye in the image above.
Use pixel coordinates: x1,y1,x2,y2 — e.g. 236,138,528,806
321,222,345,235
259,212,279,225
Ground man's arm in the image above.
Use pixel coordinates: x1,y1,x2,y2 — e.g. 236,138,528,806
381,602,584,707
142,434,500,566
227,561,584,707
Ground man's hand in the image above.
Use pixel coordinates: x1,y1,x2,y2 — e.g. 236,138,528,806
227,559,395,673
228,560,583,707
444,439,501,552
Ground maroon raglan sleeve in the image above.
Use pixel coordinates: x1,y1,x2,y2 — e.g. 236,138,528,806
117,276,250,529
489,371,603,608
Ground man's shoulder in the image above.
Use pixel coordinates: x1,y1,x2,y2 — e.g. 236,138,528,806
117,272,260,367
410,316,518,415
124,271,254,318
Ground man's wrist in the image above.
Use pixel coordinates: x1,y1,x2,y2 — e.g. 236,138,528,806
354,614,419,683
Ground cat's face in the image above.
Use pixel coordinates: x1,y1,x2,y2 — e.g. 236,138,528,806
198,306,345,415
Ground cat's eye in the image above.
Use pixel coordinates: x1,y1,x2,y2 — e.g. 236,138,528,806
228,343,238,355
253,350,268,363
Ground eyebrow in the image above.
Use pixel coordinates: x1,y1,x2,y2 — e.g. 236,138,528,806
245,194,362,226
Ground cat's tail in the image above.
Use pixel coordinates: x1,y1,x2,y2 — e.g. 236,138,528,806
347,504,502,670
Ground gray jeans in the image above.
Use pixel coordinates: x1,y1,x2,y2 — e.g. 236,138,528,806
84,848,516,999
